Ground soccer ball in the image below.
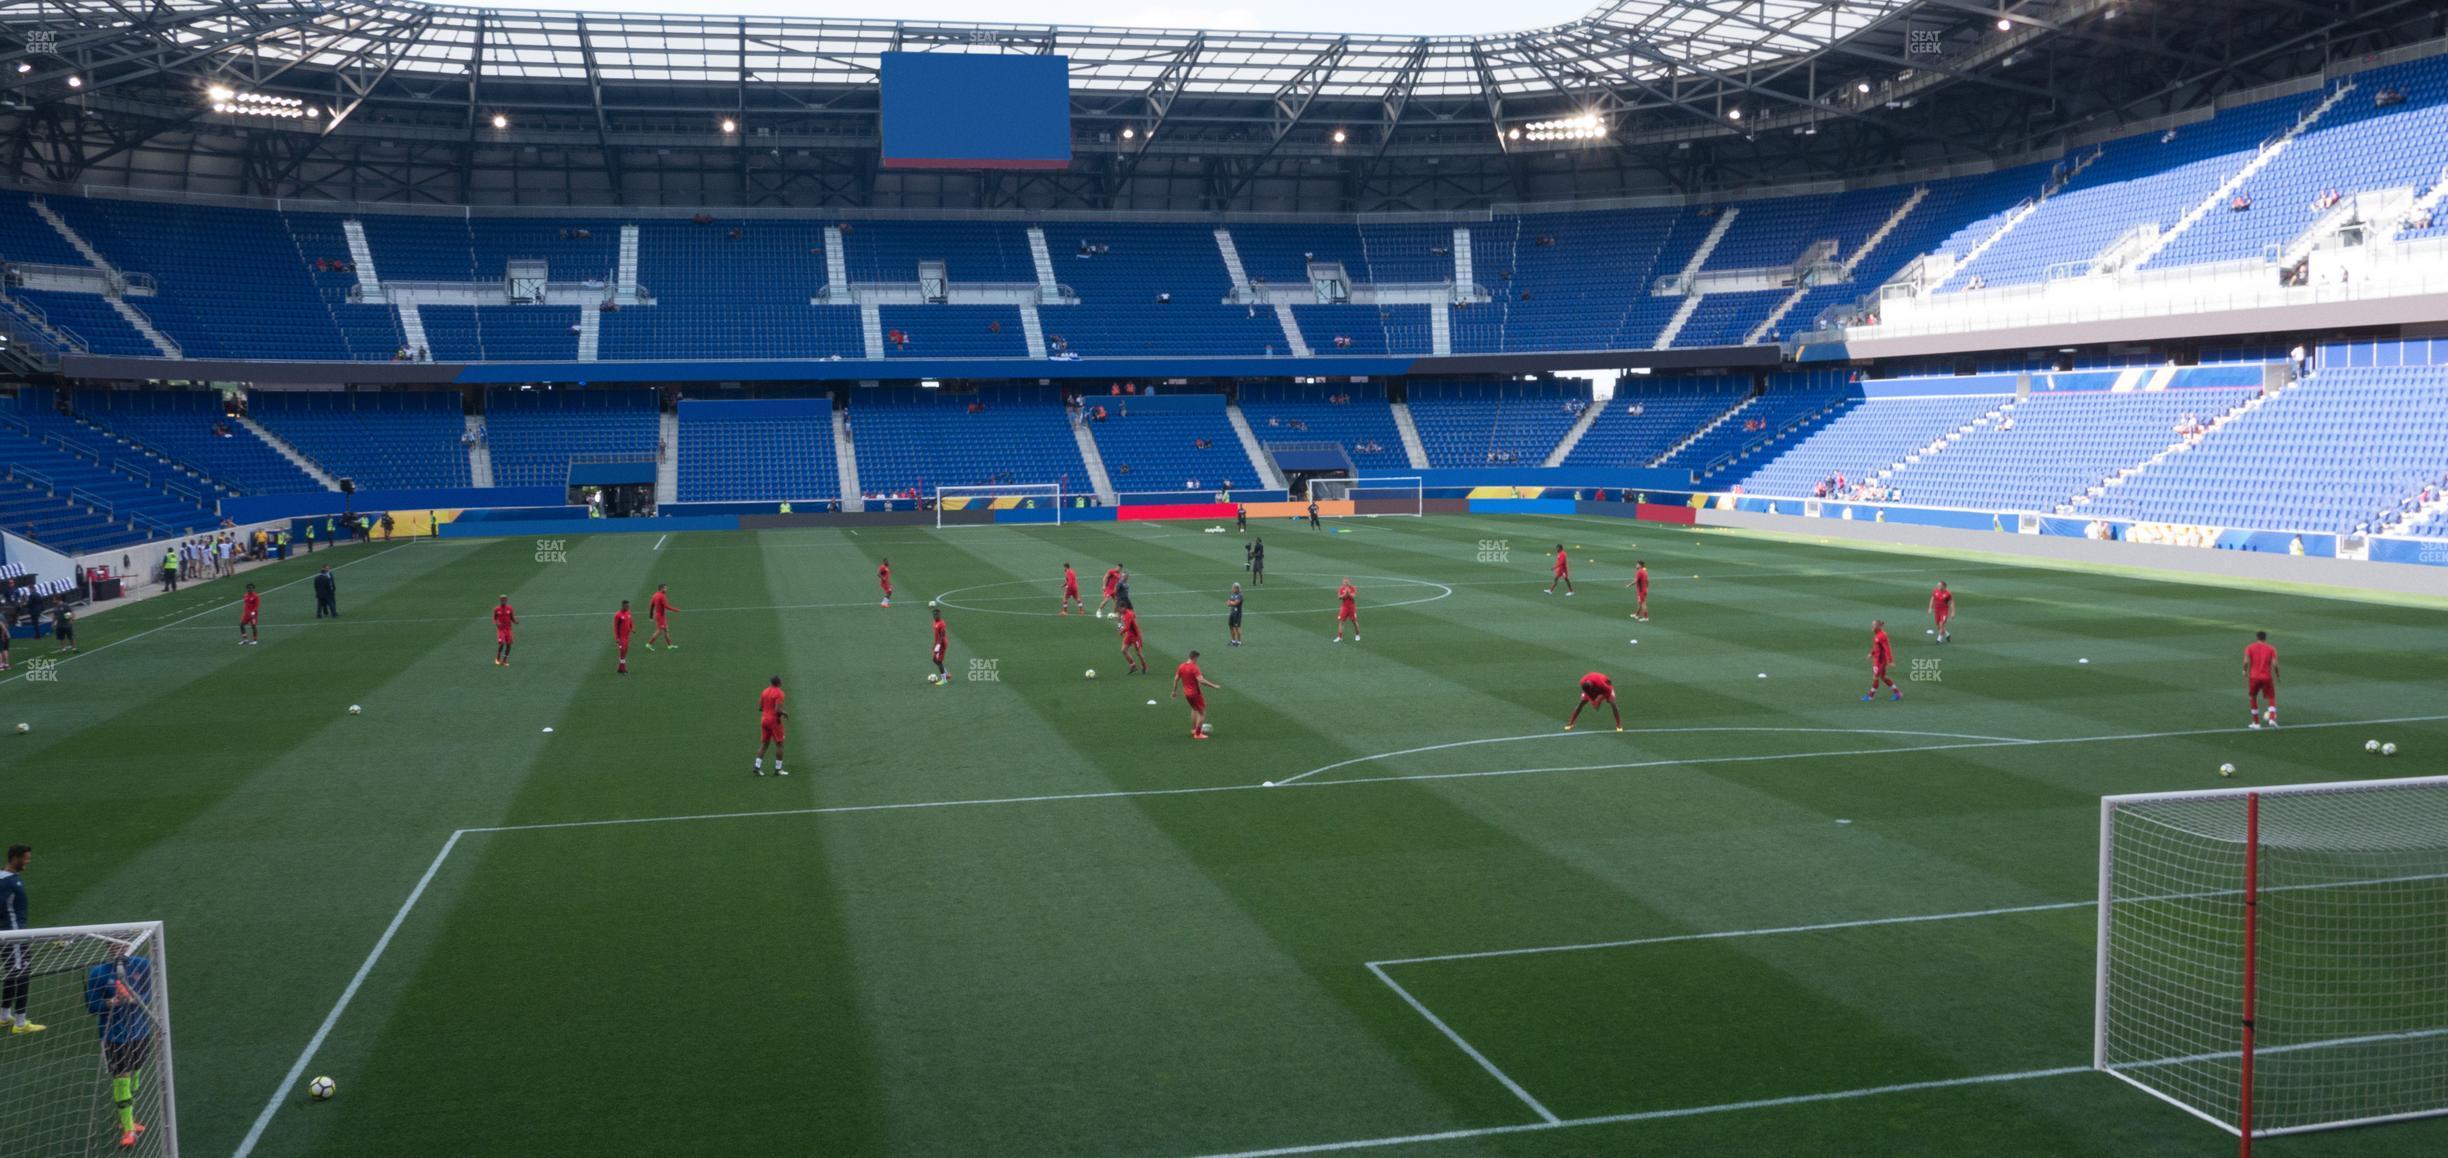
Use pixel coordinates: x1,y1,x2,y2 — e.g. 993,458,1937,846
925,674,939,684
2368,739,2382,753
2219,763,2236,778
348,705,362,716
1084,669,1097,680
2383,743,2399,757
307,1076,335,1101
13,723,27,734
928,600,940,609
1199,723,1213,735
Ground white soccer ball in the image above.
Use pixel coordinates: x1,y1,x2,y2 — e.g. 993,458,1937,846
307,1076,335,1101
348,705,362,716
928,600,940,609
2383,743,2399,757
1199,723,1213,735
1084,669,1097,680
925,674,939,684
13,722,28,735
2368,739,2383,753
2219,763,2236,778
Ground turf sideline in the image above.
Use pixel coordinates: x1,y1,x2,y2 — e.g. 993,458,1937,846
0,540,418,690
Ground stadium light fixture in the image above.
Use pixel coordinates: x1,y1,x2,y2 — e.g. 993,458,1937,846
1857,81,1872,93
66,75,83,88
1726,107,1742,121
212,90,315,119
207,85,234,103
492,113,509,129
720,117,737,134
13,63,29,75
1121,126,1137,140
1332,128,1347,144
1996,17,2012,31
1519,112,1606,143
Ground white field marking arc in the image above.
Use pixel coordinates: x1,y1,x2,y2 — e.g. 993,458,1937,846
1272,714,2448,790
0,541,418,691
1186,1065,2096,1158
244,712,2448,1153
1268,725,2030,787
932,573,1453,619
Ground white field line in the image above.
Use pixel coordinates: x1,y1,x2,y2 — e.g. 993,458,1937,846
152,598,893,631
1271,714,2448,789
241,713,2448,1154
1269,726,2029,787
1365,963,1558,1124
0,541,417,690
1189,1065,2095,1158
652,534,667,551
1375,898,2099,967
232,830,464,1158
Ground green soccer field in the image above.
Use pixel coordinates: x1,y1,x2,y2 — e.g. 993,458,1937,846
5,513,2445,1157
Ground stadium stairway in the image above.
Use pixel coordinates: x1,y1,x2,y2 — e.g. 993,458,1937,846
2064,379,2285,513
236,415,338,489
1543,399,1608,466
1070,418,1118,502
2129,81,2359,270
832,408,862,509
1390,400,1430,468
1224,402,1287,490
656,411,679,505
1650,394,1753,466
467,416,494,488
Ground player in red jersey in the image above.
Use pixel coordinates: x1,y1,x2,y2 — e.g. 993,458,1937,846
1118,605,1148,674
2244,630,2280,729
1863,619,1899,701
1174,650,1221,739
1625,561,1650,622
491,596,519,666
1546,545,1575,595
928,605,950,685
753,676,788,776
646,583,679,649
1097,565,1123,618
877,558,893,607
238,583,261,645
613,600,635,675
1333,578,1360,642
1059,563,1084,616
1929,581,1955,644
1566,671,1623,731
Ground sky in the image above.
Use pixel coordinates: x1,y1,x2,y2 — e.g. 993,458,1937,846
489,0,1599,37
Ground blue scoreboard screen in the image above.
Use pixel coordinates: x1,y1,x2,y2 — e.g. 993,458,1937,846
880,53,1073,170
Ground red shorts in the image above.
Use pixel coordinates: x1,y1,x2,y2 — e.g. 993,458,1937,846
616,638,631,655
1635,585,1648,598
1580,688,1613,704
760,718,785,743
240,611,258,625
2248,677,2276,701
1064,585,1080,599
932,643,946,663
1121,631,1143,648
1103,586,1119,599
1554,569,1569,579
1338,606,1357,621
497,628,514,645
1184,694,1206,713
1872,662,1890,680
1934,608,1952,624
654,615,669,629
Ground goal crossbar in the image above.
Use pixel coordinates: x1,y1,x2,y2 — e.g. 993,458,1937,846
934,483,1064,527
1305,475,1424,517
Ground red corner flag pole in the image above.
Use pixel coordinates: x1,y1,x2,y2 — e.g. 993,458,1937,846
2240,791,2261,1158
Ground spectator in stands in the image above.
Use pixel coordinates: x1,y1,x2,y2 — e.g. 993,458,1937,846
1999,415,2016,432
2407,207,2435,231
1267,416,1281,427
2376,86,2406,108
988,320,1002,333
2229,192,2252,212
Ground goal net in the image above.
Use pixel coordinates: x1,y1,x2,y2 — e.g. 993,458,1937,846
934,483,1063,527
2096,777,2448,1145
0,922,177,1157
1305,476,1423,517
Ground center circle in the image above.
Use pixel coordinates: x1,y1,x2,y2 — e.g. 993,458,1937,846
932,571,1454,618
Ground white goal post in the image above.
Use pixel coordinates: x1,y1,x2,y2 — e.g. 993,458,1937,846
2095,777,2448,1151
934,483,1064,528
1,921,177,1157
1304,476,1424,517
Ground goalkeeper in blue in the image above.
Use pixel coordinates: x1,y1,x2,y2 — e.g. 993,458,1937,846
85,938,156,1149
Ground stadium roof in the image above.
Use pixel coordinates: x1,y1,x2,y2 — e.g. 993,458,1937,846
5,0,2440,212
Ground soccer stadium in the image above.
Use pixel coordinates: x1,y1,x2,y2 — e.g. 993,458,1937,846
4,0,2448,1152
